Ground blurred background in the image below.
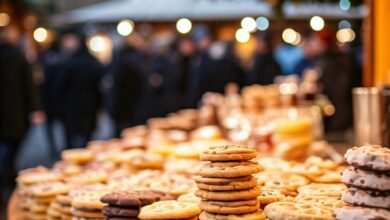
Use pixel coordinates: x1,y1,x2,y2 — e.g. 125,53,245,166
1,0,390,216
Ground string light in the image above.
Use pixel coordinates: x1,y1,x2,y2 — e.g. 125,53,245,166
256,16,269,31
241,17,257,33
176,18,192,34
235,28,250,43
117,19,134,36
282,28,301,45
33,27,48,43
339,0,351,11
336,28,355,43
310,16,325,31
88,35,109,52
0,13,10,26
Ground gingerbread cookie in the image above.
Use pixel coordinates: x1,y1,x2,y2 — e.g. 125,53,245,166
101,190,172,207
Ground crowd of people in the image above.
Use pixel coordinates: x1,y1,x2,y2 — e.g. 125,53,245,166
0,24,362,207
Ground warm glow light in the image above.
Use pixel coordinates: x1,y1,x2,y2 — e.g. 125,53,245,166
256,16,269,31
310,16,325,31
88,35,109,52
176,18,192,34
117,19,134,36
339,0,351,11
33,27,48,43
241,17,257,33
235,28,250,43
282,28,301,45
336,28,355,43
0,13,10,26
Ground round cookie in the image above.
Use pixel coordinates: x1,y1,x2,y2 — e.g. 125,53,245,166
341,167,390,191
101,190,172,207
255,171,309,191
71,208,105,219
334,206,390,220
200,199,258,214
294,196,346,211
102,205,139,217
195,187,260,201
200,162,262,178
342,187,390,209
297,183,347,198
200,145,257,161
177,192,201,204
61,148,94,165
257,189,286,205
264,201,333,220
138,200,201,219
198,210,266,220
344,145,390,171
196,177,257,191
195,176,253,185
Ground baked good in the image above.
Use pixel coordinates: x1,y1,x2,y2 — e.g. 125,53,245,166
198,210,266,220
264,201,333,220
138,200,201,219
334,206,390,220
199,199,258,214
344,145,390,171
341,167,390,191
195,187,260,201
200,162,262,178
342,187,390,209
200,145,257,161
196,177,257,191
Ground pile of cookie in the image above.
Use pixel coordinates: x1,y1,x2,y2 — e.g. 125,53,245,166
335,145,390,220
195,145,265,219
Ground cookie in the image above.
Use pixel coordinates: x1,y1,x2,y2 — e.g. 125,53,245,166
177,192,201,204
344,145,390,171
102,205,139,217
198,210,266,220
65,171,107,185
255,171,309,191
200,162,262,178
196,177,257,191
200,199,258,214
195,176,253,185
294,196,346,211
200,145,257,161
30,181,69,198
334,206,390,220
101,190,172,207
71,207,105,218
342,187,390,209
264,202,333,220
257,189,286,205
195,187,260,201
341,167,390,191
62,148,94,165
138,200,201,219
297,183,347,198
16,171,62,185
72,192,108,210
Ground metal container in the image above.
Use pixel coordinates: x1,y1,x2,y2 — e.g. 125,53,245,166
353,87,390,146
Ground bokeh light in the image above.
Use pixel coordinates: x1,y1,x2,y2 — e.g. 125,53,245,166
338,20,351,29
117,19,134,36
310,16,325,31
282,28,301,45
339,0,351,11
176,18,192,34
0,13,10,27
235,28,250,43
256,16,269,31
33,27,48,43
88,35,109,52
241,17,257,33
336,28,355,43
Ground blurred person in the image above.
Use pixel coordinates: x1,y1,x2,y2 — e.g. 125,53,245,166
56,34,103,148
247,32,281,85
190,40,245,106
274,42,304,75
308,29,357,132
106,32,148,136
0,26,40,206
293,32,316,77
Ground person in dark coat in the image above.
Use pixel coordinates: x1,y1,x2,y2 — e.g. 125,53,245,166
247,32,281,85
56,35,103,148
0,26,39,206
40,40,62,156
190,40,245,106
107,36,147,136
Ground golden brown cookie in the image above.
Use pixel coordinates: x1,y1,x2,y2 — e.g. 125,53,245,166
195,176,253,185
257,189,286,205
255,171,309,191
200,145,257,161
61,148,94,165
195,187,260,201
200,199,258,214
138,200,201,219
297,183,347,198
200,161,262,178
177,192,201,204
196,177,257,191
264,201,333,220
198,210,266,220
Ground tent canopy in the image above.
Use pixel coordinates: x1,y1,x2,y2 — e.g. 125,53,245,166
55,0,272,24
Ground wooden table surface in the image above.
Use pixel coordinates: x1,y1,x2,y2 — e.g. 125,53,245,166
7,192,28,220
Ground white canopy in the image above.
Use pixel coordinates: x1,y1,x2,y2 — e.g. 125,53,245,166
54,0,273,25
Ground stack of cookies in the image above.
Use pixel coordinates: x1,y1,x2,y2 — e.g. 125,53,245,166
100,190,175,220
70,189,109,220
335,145,390,220
195,145,265,220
